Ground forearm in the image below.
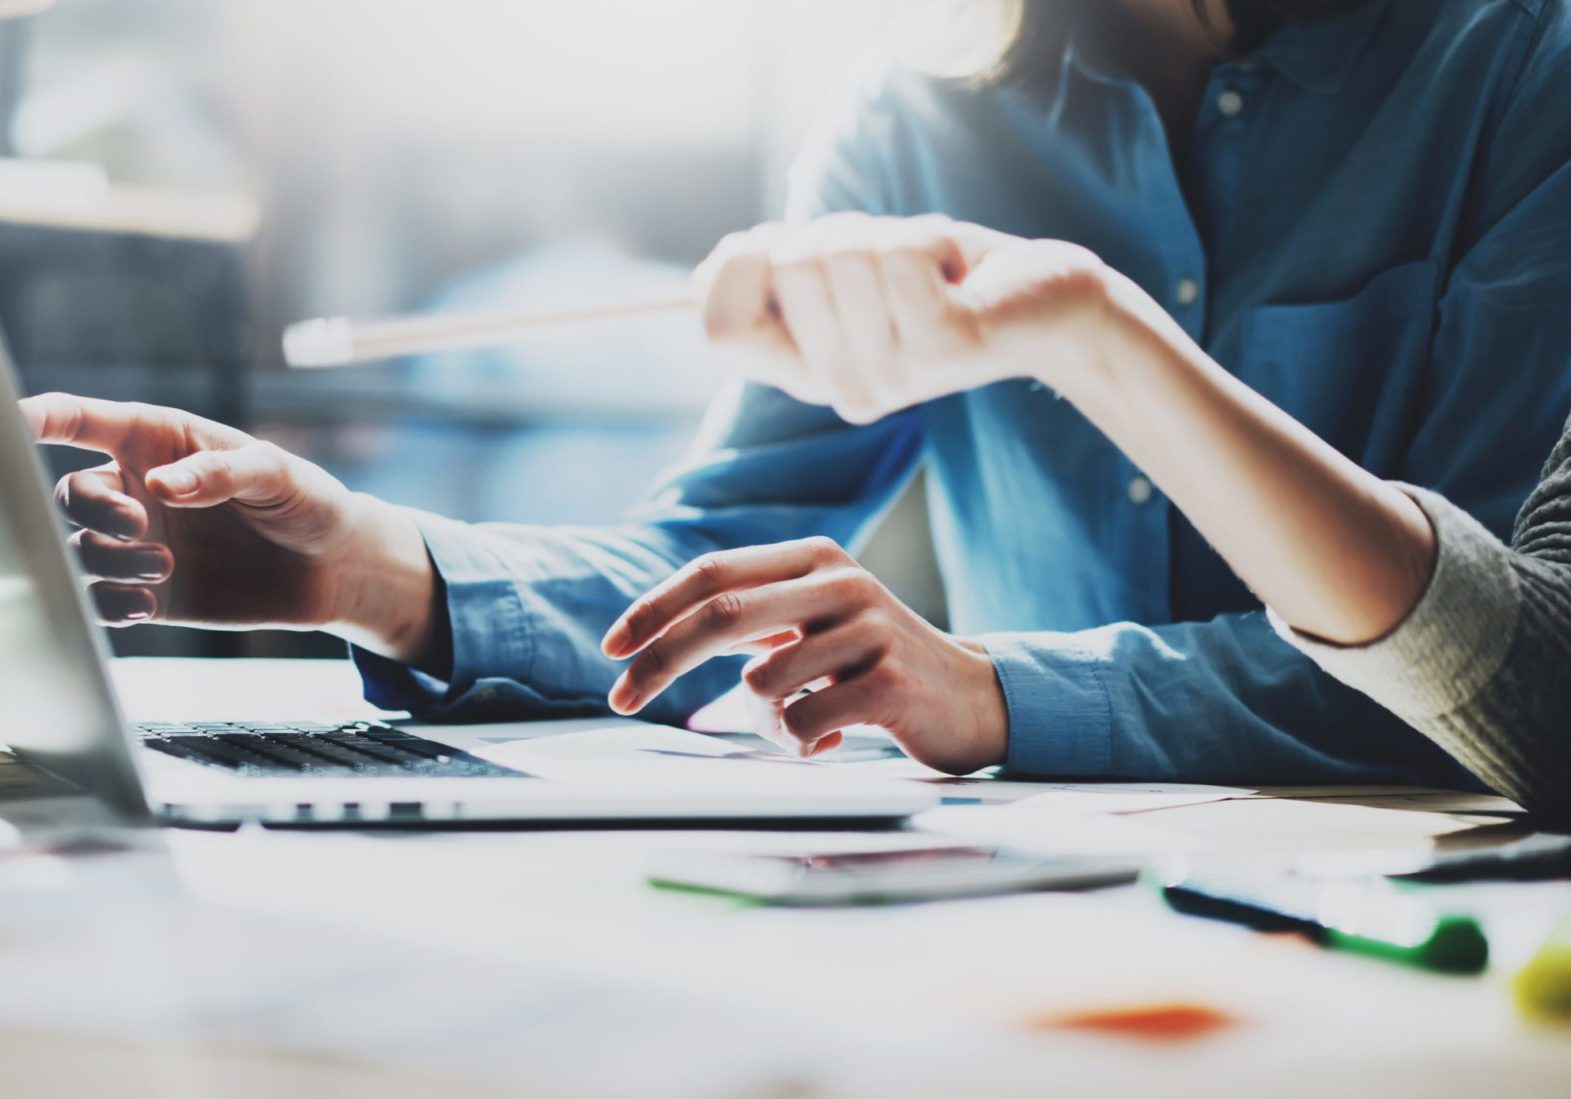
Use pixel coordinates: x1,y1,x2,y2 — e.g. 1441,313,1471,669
327,493,448,672
1051,271,1437,645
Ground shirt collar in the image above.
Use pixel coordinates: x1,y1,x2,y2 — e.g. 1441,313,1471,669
1254,0,1392,94
1065,0,1392,95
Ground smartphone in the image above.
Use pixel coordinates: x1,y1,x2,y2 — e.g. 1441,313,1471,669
649,845,1140,906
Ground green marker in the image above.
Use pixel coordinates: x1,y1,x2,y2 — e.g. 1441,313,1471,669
1148,868,1489,976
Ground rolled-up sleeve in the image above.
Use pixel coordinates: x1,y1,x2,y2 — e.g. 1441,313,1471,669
351,513,575,721
981,632,1113,777
1268,486,1521,724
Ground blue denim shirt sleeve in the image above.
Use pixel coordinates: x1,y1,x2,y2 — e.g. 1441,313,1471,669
983,616,1477,786
353,512,612,722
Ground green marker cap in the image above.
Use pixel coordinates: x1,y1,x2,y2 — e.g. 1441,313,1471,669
1325,913,1489,975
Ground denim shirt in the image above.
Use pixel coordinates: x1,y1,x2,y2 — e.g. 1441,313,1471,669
358,0,1571,787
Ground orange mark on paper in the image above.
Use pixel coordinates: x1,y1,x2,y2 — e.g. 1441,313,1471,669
1030,1002,1239,1043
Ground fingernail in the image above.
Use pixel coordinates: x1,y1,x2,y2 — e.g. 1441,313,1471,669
601,624,630,657
608,680,642,716
124,611,151,622
136,555,167,580
159,469,197,495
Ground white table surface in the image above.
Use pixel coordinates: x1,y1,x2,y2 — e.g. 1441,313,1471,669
0,656,1566,1098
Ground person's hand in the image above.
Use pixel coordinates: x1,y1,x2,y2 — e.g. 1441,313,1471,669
695,212,1114,424
20,393,440,663
600,537,1008,774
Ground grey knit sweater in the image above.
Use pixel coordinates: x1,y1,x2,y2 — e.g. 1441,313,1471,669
1274,429,1571,823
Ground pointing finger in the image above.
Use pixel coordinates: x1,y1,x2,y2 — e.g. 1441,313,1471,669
23,393,163,455
22,392,248,457
608,570,866,715
602,537,851,659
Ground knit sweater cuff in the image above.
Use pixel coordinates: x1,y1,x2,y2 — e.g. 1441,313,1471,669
1268,485,1521,722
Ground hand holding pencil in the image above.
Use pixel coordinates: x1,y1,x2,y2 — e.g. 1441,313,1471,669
281,212,1110,430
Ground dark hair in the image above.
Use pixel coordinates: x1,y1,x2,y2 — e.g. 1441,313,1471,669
984,0,1372,85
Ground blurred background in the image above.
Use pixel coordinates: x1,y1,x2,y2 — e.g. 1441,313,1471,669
0,0,946,660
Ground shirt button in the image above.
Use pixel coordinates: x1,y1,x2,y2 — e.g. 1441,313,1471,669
1127,476,1155,506
1175,277,1200,306
1217,89,1245,118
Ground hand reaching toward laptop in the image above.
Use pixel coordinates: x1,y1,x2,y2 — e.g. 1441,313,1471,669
19,393,445,668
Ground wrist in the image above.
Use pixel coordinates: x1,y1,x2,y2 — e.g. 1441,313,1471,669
953,636,1010,772
328,493,443,667
1032,265,1184,422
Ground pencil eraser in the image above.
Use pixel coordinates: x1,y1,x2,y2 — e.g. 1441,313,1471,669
282,317,355,368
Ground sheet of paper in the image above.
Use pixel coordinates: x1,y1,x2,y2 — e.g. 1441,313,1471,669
483,725,740,760
913,804,1208,857
922,781,1254,811
470,725,928,799
1119,797,1487,855
1006,790,1244,814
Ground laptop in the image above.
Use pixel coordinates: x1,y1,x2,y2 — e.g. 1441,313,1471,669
0,337,935,827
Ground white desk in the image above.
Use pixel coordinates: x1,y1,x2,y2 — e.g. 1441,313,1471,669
0,657,1567,1098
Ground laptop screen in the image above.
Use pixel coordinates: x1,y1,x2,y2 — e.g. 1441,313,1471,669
0,335,150,820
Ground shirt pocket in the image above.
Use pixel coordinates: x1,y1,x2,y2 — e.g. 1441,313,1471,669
1243,259,1440,466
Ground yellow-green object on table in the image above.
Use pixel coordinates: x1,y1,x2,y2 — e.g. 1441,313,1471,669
1515,918,1571,1024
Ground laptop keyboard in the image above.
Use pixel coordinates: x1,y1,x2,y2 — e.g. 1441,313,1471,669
134,720,528,778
